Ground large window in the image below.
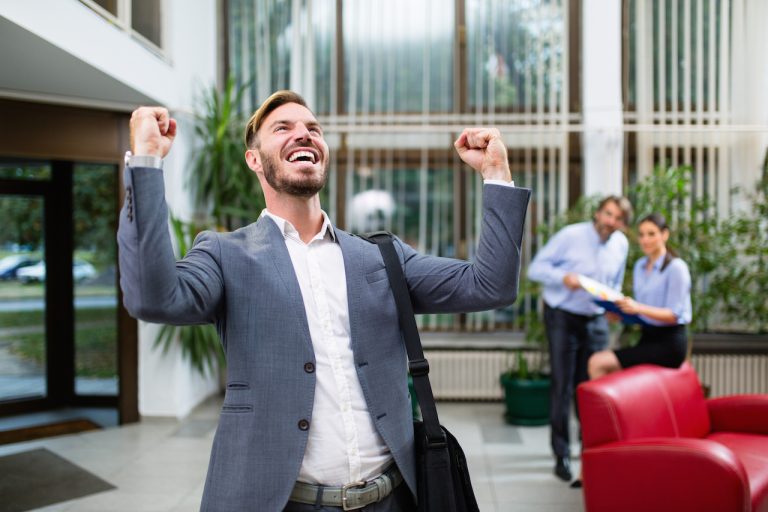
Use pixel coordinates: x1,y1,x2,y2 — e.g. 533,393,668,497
467,0,567,113
226,0,573,332
343,0,453,114
228,0,337,114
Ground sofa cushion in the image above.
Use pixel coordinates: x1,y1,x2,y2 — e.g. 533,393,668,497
578,363,710,448
709,432,768,512
658,362,711,438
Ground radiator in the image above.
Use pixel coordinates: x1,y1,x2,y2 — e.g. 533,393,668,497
691,354,768,397
425,350,768,401
425,349,544,401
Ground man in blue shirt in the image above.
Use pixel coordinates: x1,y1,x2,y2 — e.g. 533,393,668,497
528,196,632,484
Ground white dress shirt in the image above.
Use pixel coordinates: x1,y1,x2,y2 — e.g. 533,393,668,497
261,210,391,486
260,181,514,485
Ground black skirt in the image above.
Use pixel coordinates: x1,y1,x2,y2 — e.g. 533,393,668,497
615,324,688,369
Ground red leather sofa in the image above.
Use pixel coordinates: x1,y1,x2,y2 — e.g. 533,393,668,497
577,362,768,512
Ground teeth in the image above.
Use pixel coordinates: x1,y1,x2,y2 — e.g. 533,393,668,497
288,150,315,163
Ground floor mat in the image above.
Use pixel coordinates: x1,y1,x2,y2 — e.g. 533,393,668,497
0,419,101,446
0,448,115,512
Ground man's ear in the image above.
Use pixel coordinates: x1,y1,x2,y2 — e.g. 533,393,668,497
245,149,262,174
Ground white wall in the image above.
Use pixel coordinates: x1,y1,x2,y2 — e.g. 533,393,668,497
1,0,221,418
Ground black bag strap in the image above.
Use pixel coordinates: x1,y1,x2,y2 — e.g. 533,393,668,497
360,231,446,448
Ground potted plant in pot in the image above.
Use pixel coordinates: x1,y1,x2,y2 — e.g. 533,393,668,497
500,283,551,426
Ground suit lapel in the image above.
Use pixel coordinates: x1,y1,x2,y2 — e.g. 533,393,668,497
336,230,364,352
249,217,313,352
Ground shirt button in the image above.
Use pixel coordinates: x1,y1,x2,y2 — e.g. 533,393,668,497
304,362,315,373
298,419,310,431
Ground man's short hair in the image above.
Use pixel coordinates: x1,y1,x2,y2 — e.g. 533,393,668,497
596,195,633,225
244,90,309,149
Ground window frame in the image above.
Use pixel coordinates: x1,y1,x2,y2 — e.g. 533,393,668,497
79,0,166,57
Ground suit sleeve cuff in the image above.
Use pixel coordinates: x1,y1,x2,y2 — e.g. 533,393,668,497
483,179,515,188
124,151,163,170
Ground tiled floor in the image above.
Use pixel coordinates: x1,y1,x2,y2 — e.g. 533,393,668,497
0,398,585,512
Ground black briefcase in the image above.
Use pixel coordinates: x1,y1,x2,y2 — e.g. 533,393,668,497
413,420,479,512
363,232,480,512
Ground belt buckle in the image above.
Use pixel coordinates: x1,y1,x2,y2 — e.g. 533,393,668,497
341,480,367,511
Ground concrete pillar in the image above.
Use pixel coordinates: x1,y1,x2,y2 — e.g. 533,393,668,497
581,0,624,197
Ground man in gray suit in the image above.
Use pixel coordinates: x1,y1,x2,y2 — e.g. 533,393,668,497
119,90,530,511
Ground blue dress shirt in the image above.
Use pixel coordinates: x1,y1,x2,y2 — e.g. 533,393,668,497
633,256,692,326
528,221,629,316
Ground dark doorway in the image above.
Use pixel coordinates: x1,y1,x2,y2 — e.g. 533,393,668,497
0,158,127,424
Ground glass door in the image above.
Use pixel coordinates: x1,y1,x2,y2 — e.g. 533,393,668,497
0,161,50,409
73,163,119,397
0,194,46,402
0,159,123,418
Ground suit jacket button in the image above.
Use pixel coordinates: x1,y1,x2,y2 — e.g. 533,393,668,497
304,362,315,373
298,419,310,431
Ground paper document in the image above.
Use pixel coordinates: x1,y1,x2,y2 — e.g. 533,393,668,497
576,275,623,301
576,275,647,325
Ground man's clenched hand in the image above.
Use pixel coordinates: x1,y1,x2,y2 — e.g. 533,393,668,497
453,127,511,182
129,106,177,158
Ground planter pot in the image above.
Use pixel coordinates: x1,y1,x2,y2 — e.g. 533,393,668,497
408,375,421,421
500,373,551,426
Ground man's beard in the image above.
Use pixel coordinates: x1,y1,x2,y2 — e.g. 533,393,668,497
260,149,327,198
594,221,615,241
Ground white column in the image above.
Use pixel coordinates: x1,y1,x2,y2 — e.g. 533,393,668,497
729,0,768,212
581,0,624,196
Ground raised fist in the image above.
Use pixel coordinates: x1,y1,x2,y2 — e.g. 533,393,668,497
129,106,177,158
453,127,511,181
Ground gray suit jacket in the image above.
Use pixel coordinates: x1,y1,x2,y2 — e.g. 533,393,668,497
117,166,531,511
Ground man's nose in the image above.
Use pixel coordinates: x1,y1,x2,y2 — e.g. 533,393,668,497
294,123,311,140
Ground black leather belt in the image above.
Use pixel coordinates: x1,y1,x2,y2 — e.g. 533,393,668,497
289,465,403,510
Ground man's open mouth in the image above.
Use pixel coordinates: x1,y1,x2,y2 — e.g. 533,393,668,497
286,149,318,164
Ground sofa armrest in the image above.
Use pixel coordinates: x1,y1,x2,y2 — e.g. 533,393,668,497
582,438,750,512
708,394,768,435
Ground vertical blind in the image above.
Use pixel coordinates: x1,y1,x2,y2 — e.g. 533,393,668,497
627,0,732,215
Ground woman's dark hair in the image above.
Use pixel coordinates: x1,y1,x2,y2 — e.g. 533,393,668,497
638,213,677,271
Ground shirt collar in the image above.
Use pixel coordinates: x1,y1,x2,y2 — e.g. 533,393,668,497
260,209,337,242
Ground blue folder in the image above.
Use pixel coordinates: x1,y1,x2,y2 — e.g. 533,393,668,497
594,299,648,325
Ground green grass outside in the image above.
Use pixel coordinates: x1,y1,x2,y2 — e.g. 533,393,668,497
0,307,115,328
0,307,117,378
0,281,116,299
